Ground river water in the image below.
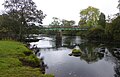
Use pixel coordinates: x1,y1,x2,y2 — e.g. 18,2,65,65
30,36,120,77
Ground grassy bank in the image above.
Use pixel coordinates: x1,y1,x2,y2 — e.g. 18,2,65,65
0,41,54,77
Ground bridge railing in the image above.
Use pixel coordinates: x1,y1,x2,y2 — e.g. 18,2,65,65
40,27,88,31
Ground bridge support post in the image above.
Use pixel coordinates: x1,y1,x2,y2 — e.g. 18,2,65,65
55,30,62,48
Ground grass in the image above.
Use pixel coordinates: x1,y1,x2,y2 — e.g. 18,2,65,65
0,41,54,77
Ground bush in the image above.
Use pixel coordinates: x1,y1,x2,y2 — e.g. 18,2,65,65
105,16,120,42
87,27,105,40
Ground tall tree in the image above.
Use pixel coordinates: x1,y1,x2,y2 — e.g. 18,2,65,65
105,16,120,41
49,17,61,27
98,12,106,28
61,19,75,27
117,0,120,14
79,6,100,28
110,16,120,41
0,14,16,39
3,0,46,40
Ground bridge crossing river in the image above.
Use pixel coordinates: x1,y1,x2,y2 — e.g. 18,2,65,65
40,27,88,31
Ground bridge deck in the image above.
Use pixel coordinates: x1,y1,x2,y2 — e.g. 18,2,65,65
40,28,88,31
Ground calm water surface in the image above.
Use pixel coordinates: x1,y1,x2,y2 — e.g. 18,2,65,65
31,36,120,77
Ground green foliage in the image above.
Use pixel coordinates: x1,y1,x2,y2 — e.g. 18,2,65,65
117,0,120,13
0,14,19,40
87,27,105,40
71,49,82,56
76,30,88,38
105,23,113,40
79,6,100,27
20,54,40,67
61,19,75,26
49,17,61,27
3,0,45,25
72,49,81,54
49,17,75,28
98,12,106,29
85,15,120,42
2,0,46,40
79,43,100,63
105,16,120,41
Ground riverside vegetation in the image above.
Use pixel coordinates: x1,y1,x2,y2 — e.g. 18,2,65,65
0,41,54,77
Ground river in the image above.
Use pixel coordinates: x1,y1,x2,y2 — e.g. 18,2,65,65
30,36,120,77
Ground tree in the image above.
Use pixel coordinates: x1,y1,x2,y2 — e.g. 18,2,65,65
61,19,75,27
3,0,46,40
0,14,11,39
110,16,120,41
105,16,120,41
49,17,61,27
2,14,20,33
117,0,120,14
79,6,100,28
106,15,112,23
87,27,105,40
98,12,106,29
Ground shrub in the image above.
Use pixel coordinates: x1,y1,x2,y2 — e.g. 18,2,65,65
87,27,105,40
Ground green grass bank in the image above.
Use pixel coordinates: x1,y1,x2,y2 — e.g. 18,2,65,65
0,41,54,77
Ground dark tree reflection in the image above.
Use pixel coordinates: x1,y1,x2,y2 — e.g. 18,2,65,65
100,45,120,77
63,36,75,47
55,32,62,48
78,43,102,63
39,57,48,74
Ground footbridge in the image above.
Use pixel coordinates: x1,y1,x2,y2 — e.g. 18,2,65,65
40,26,88,31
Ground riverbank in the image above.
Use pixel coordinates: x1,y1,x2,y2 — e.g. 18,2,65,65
0,41,54,77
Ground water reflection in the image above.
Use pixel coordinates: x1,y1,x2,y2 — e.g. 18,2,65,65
55,32,62,48
63,36,75,46
39,57,48,74
62,36,82,49
79,43,109,64
108,47,120,77
79,43,99,63
79,43,120,77
32,36,120,77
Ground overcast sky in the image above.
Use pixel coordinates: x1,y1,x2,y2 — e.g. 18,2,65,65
0,0,119,25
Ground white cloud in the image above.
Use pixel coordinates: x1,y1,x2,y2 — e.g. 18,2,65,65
0,0,4,14
34,0,118,25
0,0,119,25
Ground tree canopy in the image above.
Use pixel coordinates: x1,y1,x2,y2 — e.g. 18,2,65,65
107,16,120,41
49,17,61,27
98,12,106,29
79,6,100,28
117,0,120,14
61,19,75,27
3,0,45,25
1,0,46,40
49,17,75,27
